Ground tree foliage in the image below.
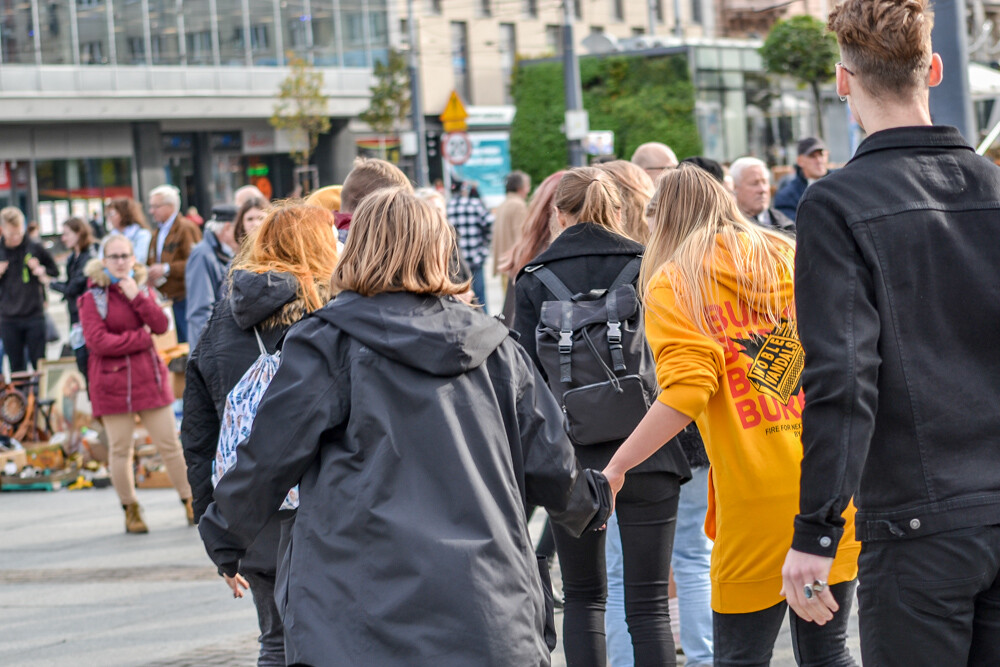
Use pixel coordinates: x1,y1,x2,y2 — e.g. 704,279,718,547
359,49,411,160
510,53,701,187
270,56,332,167
760,15,838,137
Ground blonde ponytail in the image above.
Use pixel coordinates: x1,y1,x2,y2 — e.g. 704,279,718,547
553,167,626,236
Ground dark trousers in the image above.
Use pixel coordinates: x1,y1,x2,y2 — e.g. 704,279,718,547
0,316,46,372
714,580,857,667
552,471,680,667
858,524,1000,666
172,298,188,344
243,571,286,667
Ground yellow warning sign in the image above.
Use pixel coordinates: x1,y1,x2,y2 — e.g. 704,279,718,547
439,90,469,133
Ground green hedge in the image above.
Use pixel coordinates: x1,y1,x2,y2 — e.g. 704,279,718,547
511,52,702,186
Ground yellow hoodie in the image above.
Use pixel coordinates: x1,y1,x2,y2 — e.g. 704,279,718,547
645,235,859,614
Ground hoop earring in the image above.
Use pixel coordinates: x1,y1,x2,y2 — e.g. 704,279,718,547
839,95,848,103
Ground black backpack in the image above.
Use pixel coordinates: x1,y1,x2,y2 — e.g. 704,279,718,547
527,256,657,446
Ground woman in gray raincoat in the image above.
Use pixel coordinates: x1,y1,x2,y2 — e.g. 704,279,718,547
198,188,611,667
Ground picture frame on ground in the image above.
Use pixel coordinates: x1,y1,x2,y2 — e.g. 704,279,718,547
38,358,91,436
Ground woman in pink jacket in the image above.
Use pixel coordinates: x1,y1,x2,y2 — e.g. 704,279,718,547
79,235,193,533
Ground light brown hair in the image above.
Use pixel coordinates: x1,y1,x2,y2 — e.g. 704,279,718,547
0,206,25,229
339,157,412,212
107,197,150,230
553,166,626,236
332,188,469,298
233,196,269,244
642,164,795,337
597,160,655,243
64,217,94,252
233,204,339,313
828,0,934,97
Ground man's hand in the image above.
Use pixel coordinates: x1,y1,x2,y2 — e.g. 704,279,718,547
147,264,166,282
781,548,837,625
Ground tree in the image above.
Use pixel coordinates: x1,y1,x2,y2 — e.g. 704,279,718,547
359,49,411,160
760,15,838,139
270,55,332,168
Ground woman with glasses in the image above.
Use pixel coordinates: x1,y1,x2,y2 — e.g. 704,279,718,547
79,234,194,534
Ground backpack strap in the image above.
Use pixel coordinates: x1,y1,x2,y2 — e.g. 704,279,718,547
89,287,108,320
559,301,574,384
253,326,267,356
609,256,643,290
525,264,575,302
605,289,626,373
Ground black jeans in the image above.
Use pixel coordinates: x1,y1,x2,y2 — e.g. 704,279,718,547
243,571,286,667
858,524,1000,666
0,316,46,372
714,580,857,667
552,471,680,667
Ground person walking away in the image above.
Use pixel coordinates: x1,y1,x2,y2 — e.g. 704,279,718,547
492,171,531,292
183,204,339,666
79,235,194,533
105,198,153,266
781,1,1000,664
514,167,690,667
630,142,679,182
447,182,494,311
146,185,201,344
327,157,411,242
185,205,239,350
603,165,860,667
50,217,97,383
0,207,59,372
773,137,829,222
197,188,611,666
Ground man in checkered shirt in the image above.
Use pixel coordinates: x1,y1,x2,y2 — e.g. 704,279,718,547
446,183,495,311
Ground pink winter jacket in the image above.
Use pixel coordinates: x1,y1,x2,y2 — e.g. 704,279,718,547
78,260,174,418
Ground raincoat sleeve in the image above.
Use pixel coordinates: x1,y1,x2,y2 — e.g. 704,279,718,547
514,346,612,537
198,319,348,576
78,291,155,356
184,246,216,350
181,340,218,523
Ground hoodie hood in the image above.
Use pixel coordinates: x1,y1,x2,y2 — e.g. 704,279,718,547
709,232,794,313
229,270,301,330
85,258,149,287
317,291,510,377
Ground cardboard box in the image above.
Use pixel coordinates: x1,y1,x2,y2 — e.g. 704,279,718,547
23,442,65,471
0,449,27,473
136,468,173,489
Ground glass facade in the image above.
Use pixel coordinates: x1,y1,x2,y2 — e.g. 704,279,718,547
0,0,387,67
35,157,133,235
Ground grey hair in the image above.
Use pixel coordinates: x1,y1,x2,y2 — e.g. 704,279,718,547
149,184,181,214
729,157,769,186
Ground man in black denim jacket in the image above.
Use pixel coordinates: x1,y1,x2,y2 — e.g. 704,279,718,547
780,0,1000,663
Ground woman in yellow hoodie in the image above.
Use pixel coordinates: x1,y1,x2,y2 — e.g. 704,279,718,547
603,165,860,667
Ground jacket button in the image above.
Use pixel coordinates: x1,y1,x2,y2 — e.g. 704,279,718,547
909,519,921,530
819,536,832,548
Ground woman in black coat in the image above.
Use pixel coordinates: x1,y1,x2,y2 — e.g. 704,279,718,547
513,167,689,667
182,204,339,667
50,217,96,382
197,188,611,667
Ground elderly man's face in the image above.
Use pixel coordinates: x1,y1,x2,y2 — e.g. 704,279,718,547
734,165,771,218
797,149,829,180
148,195,173,224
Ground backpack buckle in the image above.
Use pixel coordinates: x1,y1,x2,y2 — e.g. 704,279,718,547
606,321,622,344
558,331,573,353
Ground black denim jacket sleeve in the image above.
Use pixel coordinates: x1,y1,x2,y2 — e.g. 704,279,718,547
792,194,882,557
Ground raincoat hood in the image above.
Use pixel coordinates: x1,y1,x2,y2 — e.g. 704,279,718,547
229,270,300,331
317,291,510,377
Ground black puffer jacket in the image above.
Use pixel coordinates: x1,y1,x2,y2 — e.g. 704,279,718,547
50,245,96,325
182,269,314,574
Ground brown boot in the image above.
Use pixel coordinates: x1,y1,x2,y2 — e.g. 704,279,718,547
123,503,149,534
182,497,195,526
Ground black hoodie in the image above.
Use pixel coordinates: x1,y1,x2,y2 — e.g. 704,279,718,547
198,291,611,666
0,237,59,319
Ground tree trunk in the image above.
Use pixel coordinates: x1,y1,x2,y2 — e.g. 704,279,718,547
811,81,825,139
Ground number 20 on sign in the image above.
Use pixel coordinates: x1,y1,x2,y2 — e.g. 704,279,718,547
443,132,473,166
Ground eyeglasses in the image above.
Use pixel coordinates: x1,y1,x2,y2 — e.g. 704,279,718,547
105,254,133,262
836,62,856,76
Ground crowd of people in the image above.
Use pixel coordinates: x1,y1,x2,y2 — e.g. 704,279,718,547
2,0,998,664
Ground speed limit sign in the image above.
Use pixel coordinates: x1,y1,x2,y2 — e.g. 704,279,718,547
443,132,473,166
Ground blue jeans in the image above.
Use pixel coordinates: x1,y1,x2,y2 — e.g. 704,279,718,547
470,265,487,313
172,298,188,344
604,511,632,666
243,571,286,667
671,465,713,667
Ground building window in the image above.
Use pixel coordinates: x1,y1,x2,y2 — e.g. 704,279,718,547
574,0,582,20
148,0,182,65
545,24,561,57
451,21,470,103
428,0,442,14
632,27,645,36
499,23,516,104
524,0,538,18
612,0,624,22
691,0,703,24
656,0,665,21
478,0,492,18
217,0,248,66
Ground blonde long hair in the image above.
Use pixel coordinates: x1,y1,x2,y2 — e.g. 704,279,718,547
641,164,795,337
596,160,655,243
553,166,626,236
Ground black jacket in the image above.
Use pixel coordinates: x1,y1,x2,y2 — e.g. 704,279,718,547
793,125,1000,555
0,237,59,319
774,167,808,222
198,291,611,666
514,222,693,477
182,270,300,575
50,245,96,325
